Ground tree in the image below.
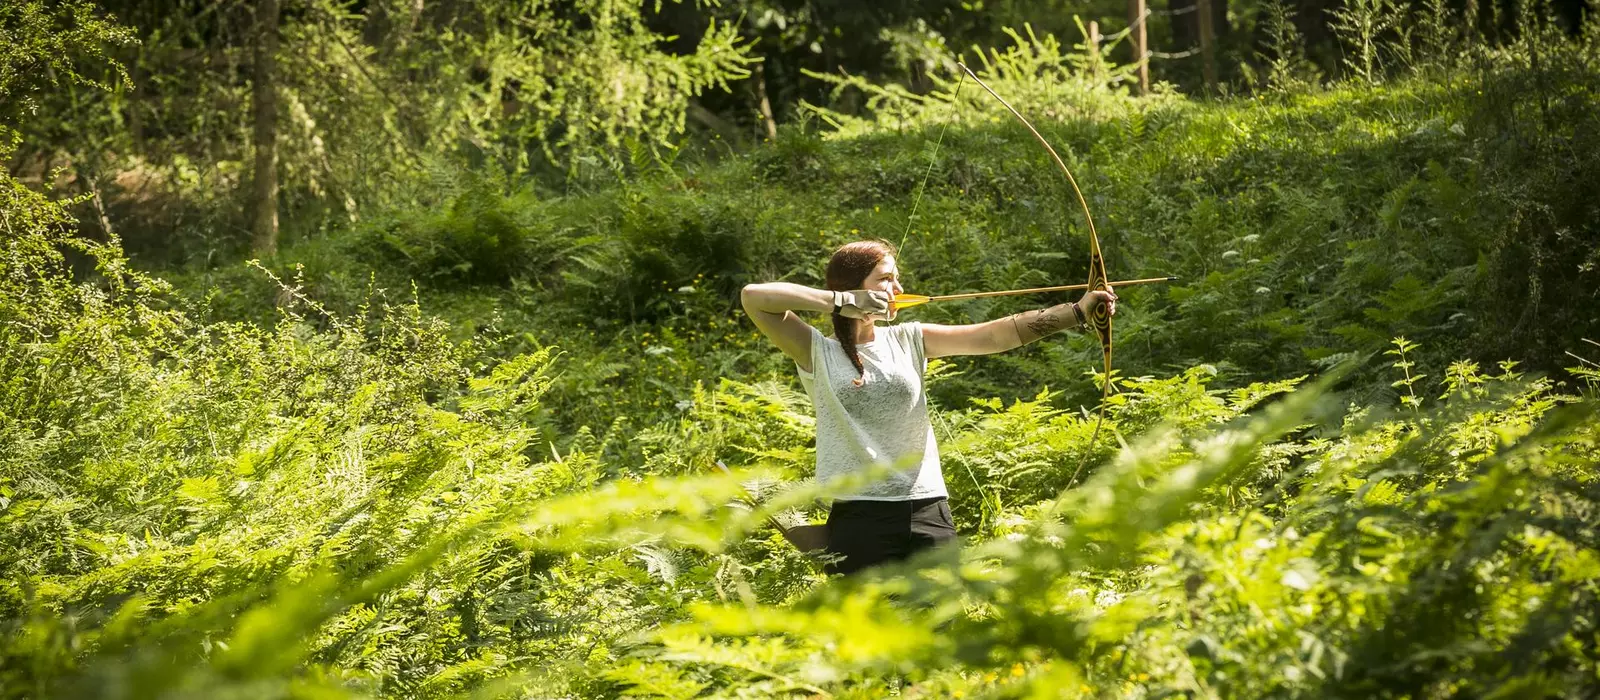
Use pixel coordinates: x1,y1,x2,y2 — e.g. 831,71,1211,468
0,1,132,135
14,0,757,260
251,0,279,257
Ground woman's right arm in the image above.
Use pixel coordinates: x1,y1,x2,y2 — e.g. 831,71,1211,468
740,283,831,372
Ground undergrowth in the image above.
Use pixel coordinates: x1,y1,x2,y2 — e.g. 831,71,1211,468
5,13,1600,700
5,149,1599,696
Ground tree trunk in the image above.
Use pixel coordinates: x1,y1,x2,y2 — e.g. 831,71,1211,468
1087,21,1102,82
1130,0,1150,95
1171,0,1198,48
754,61,778,141
687,99,746,147
251,0,280,257
128,44,145,155
1172,0,1230,50
1198,0,1218,93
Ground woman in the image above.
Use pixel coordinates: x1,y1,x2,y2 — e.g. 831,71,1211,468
740,240,1118,575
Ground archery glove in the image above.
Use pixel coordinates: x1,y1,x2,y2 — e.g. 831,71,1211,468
833,290,892,320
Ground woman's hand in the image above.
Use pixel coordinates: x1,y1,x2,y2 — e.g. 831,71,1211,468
1074,289,1118,325
834,290,892,320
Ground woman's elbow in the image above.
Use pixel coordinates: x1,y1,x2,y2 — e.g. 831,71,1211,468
740,283,767,312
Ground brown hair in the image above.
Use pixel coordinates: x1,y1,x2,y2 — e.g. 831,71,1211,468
825,240,897,383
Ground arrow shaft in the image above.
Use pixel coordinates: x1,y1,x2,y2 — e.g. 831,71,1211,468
896,276,1177,307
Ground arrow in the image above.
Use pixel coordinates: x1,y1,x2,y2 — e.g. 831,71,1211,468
893,276,1178,310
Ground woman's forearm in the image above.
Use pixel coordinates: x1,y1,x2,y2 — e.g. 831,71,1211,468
740,282,833,315
1008,302,1086,347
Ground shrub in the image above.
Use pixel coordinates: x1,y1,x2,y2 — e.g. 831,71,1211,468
373,181,556,286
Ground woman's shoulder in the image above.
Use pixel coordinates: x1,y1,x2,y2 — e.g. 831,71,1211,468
887,321,923,337
881,322,925,351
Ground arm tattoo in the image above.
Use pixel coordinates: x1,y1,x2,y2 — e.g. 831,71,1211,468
1024,309,1068,336
1011,303,1083,346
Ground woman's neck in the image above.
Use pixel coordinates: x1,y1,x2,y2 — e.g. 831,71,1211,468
852,321,877,345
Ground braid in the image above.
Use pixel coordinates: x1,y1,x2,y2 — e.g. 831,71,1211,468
825,239,896,386
832,312,865,384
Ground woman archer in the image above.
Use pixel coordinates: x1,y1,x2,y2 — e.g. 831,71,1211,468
740,239,1117,575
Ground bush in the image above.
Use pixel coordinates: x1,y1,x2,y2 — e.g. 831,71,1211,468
373,181,554,286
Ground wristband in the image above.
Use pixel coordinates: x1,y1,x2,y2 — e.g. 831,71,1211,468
832,291,843,314
1071,302,1087,329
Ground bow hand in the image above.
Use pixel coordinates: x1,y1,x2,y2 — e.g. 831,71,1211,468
1074,289,1117,328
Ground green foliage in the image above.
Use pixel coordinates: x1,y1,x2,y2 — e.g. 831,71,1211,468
1387,336,1425,411
1330,0,1405,84
803,24,1163,140
6,9,1600,700
604,366,1597,698
0,171,841,696
0,0,134,129
3,176,566,695
1255,0,1320,91
5,159,1600,697
153,26,1600,440
15,0,757,260
374,180,553,286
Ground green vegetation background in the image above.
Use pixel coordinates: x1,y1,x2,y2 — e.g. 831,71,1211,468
3,1,1599,698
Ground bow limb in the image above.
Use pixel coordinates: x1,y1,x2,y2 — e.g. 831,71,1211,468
1075,235,1113,490
956,61,1112,489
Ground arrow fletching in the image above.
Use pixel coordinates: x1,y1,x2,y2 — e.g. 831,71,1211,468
891,294,932,310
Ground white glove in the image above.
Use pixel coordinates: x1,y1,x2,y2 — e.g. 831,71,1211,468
832,290,891,320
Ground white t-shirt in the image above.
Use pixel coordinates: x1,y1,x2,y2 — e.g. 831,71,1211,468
796,322,947,501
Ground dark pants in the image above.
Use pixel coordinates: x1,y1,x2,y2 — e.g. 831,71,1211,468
824,496,957,575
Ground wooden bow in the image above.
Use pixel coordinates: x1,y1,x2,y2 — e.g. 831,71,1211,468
957,61,1113,489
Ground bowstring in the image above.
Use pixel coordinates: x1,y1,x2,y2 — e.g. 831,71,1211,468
897,68,966,257
893,67,996,530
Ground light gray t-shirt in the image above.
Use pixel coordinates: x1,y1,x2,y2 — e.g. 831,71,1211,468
796,322,947,501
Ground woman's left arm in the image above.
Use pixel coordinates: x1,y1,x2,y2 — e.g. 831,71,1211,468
922,291,1115,358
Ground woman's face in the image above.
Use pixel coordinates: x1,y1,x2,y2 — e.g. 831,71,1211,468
862,255,904,321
